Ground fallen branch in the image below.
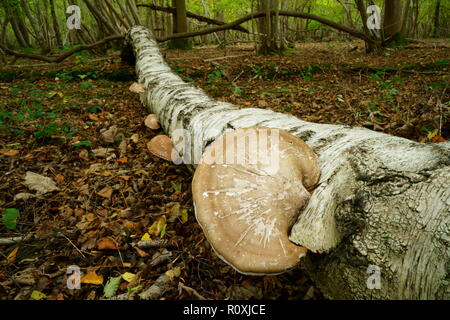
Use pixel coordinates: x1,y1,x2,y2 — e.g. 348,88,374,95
136,239,176,249
136,3,248,33
204,53,253,62
157,10,369,43
178,282,206,300
0,230,77,245
0,34,124,63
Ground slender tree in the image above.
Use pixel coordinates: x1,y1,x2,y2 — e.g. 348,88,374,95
169,0,191,49
383,0,404,44
433,0,441,37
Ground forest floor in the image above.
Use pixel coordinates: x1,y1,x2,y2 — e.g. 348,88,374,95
0,39,448,300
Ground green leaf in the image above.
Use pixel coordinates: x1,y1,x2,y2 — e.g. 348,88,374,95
127,285,142,295
171,181,182,192
103,276,122,298
2,208,20,230
80,81,92,90
427,82,446,89
72,140,91,147
87,105,102,113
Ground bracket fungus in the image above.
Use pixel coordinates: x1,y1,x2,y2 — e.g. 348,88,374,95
144,114,160,130
147,135,180,162
192,127,320,275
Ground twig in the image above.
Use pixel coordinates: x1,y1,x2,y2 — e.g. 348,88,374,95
136,239,178,249
61,234,87,259
5,57,117,68
178,282,207,300
0,235,34,245
0,230,76,245
204,53,252,62
138,273,173,300
149,249,173,267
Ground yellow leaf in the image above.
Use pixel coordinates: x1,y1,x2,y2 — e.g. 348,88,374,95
7,247,19,264
427,129,438,140
180,208,188,224
31,290,47,300
81,271,104,285
141,233,151,241
165,266,181,280
148,215,166,238
121,272,136,282
0,149,20,156
100,170,113,177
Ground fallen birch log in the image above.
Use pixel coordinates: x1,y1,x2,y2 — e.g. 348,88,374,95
127,26,449,300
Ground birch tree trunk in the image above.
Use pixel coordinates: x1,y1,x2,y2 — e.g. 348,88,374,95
127,26,450,300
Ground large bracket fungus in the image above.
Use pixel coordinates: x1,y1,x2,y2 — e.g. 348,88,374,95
192,127,320,275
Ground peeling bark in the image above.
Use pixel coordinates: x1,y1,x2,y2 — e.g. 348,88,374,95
127,26,449,300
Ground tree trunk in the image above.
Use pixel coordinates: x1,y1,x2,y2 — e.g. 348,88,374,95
169,0,191,49
433,0,441,37
49,0,63,48
257,0,282,54
127,26,450,300
383,0,404,43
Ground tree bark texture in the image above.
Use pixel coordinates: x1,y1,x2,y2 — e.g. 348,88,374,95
383,0,403,39
126,26,449,300
170,0,190,49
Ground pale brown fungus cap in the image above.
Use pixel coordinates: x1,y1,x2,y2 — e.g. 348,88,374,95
144,114,161,130
192,127,320,275
147,135,179,162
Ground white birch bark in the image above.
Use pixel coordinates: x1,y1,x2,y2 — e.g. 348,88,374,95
127,26,450,300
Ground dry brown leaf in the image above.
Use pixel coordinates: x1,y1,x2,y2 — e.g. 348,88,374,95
7,247,19,264
0,149,19,156
54,174,65,184
97,237,119,250
24,171,59,194
92,148,115,158
97,186,113,199
134,246,149,257
101,125,119,143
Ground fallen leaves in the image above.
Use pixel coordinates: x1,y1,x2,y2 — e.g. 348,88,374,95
101,125,119,143
81,271,104,285
97,237,119,250
24,171,59,195
97,186,113,200
148,215,167,238
0,149,20,156
103,276,121,298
